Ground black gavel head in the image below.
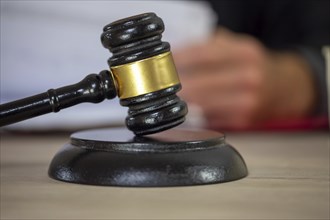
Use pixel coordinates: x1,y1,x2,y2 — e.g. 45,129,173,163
101,13,188,136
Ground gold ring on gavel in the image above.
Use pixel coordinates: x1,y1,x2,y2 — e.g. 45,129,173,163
110,51,180,99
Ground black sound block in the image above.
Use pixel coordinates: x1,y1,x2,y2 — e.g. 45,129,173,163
48,128,248,187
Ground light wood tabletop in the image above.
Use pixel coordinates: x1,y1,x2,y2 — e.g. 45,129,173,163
1,130,329,219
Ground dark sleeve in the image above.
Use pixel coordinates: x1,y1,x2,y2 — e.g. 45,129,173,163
206,0,329,115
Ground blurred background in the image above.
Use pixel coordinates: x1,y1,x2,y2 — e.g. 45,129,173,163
1,0,329,132
0,1,216,131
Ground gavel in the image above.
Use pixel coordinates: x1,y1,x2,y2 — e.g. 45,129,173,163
0,13,188,135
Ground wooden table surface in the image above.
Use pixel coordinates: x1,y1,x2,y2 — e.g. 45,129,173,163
0,130,329,219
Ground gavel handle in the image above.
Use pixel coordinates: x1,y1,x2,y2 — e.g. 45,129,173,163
0,70,117,127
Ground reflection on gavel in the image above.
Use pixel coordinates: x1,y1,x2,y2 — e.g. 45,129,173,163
0,13,188,135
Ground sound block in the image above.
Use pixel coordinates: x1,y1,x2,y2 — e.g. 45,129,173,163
48,128,247,186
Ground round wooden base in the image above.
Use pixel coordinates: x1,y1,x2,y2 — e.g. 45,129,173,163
48,128,247,187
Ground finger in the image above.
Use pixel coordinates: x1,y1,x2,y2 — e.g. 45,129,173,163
173,32,244,72
173,43,222,71
179,66,259,103
205,93,259,130
179,71,237,103
180,72,262,130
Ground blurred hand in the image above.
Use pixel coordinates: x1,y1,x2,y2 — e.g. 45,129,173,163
173,28,316,130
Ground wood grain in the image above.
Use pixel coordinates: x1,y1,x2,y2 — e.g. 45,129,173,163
1,131,329,219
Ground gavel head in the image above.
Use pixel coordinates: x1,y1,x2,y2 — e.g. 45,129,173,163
101,12,188,136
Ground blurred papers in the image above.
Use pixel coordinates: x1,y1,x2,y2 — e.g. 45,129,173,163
0,1,216,131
